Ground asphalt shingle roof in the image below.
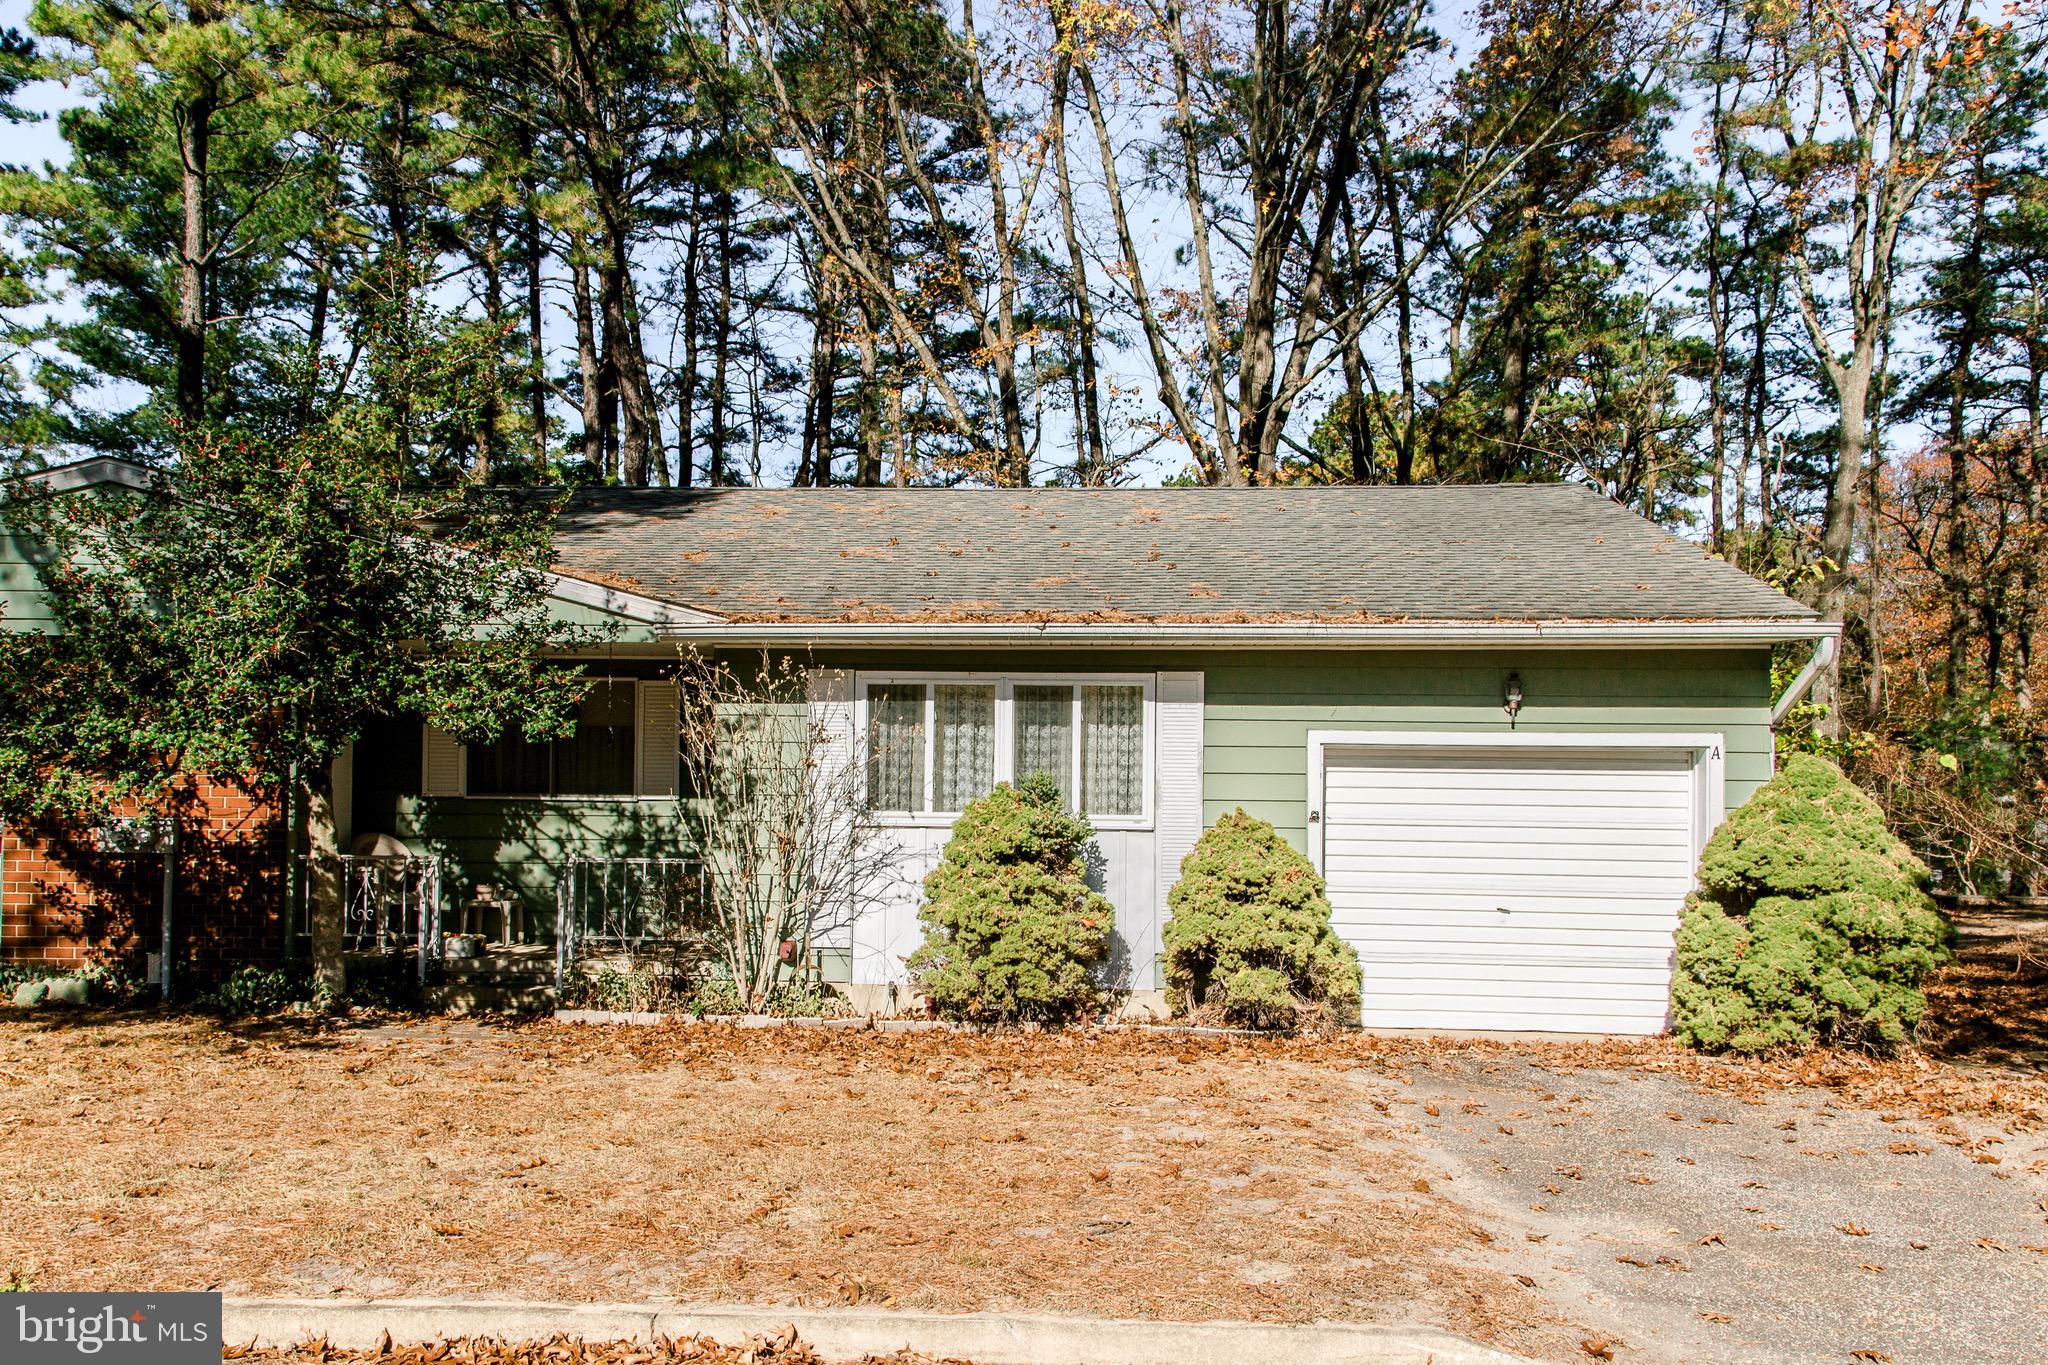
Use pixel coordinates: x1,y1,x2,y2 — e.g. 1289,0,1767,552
550,483,1814,625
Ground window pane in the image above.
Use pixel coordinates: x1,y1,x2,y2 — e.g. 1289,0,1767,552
867,683,926,811
933,684,996,811
1081,685,1145,816
466,733,550,796
557,680,636,795
1013,684,1074,805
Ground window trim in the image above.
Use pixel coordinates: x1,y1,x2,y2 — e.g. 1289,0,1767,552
458,675,651,802
853,671,1156,830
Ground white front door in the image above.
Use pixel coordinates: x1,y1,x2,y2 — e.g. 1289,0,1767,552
1317,738,1710,1034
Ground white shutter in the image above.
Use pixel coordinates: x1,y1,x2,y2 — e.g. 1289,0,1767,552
1151,671,1205,990
421,725,465,796
637,680,680,798
808,669,857,951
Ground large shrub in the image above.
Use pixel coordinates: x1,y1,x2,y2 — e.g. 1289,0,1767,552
1672,753,1953,1053
1163,810,1362,1031
907,775,1113,1025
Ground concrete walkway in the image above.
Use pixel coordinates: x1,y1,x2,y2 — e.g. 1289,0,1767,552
223,1297,1531,1365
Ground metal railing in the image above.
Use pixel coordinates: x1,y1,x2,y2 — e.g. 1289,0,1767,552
298,853,444,982
555,857,708,988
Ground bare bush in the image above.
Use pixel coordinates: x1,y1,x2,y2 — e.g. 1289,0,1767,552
673,651,886,1011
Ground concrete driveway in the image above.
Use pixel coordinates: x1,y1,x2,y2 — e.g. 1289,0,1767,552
1388,1053,2048,1363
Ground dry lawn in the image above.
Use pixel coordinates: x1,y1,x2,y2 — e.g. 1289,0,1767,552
229,1331,944,1365
0,1014,1580,1358
5,909,2044,1365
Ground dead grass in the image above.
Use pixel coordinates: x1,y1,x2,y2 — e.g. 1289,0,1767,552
10,930,2041,1365
1921,904,2048,1073
228,1329,950,1364
0,1015,1579,1358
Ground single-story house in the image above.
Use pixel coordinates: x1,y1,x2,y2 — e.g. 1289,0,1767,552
4,461,1835,1034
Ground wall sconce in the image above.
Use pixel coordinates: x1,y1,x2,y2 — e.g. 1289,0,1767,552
1503,672,1525,726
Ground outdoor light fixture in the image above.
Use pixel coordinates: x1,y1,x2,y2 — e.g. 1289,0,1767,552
1503,672,1524,725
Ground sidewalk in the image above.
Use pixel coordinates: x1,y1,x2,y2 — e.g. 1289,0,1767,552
223,1297,1531,1365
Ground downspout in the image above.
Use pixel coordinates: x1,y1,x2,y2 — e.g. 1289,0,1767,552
1770,634,1840,727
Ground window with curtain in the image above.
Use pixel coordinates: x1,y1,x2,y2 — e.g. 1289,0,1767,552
863,676,1150,822
933,684,997,810
467,679,636,796
1081,685,1145,816
866,682,926,812
1013,684,1073,798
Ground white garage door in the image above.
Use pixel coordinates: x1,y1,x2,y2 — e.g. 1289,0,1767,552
1320,741,1704,1035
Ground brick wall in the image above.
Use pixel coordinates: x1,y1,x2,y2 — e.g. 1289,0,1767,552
1,777,288,983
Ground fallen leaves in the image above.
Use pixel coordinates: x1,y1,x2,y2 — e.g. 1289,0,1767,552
1836,1222,1872,1237
227,1327,862,1364
1695,1231,1725,1247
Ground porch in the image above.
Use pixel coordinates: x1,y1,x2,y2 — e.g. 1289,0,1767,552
295,852,727,1008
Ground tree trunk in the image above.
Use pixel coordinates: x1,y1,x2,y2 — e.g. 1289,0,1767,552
709,198,733,486
1943,156,1990,695
1812,348,1875,735
476,212,504,481
176,89,213,424
571,237,603,473
301,232,332,425
1048,37,1105,483
855,300,883,486
679,192,702,488
525,200,549,476
809,281,838,486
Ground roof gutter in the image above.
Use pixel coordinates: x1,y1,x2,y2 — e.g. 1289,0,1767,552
659,618,1836,650
1770,630,1841,726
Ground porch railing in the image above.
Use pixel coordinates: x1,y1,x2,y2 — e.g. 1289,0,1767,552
298,853,444,982
555,857,708,989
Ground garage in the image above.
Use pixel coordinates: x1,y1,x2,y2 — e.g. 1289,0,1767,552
1309,732,1723,1035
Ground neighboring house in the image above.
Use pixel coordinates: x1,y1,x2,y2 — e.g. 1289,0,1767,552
1,458,287,982
3,459,1836,1035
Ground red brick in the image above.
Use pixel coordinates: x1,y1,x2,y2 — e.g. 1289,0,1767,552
1,774,288,983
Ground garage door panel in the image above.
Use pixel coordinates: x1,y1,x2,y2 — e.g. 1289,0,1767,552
1328,852,1693,879
1328,869,1691,898
1324,827,1693,856
1331,896,1687,925
1321,803,1694,832
1366,975,1673,1000
1339,916,1682,946
1326,764,1690,792
1322,740,1700,1037
1360,1006,1672,1033
1327,784,1695,810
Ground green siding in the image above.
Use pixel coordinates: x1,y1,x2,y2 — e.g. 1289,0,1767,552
1,527,58,634
1200,649,1773,851
342,645,1776,940
546,597,665,638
